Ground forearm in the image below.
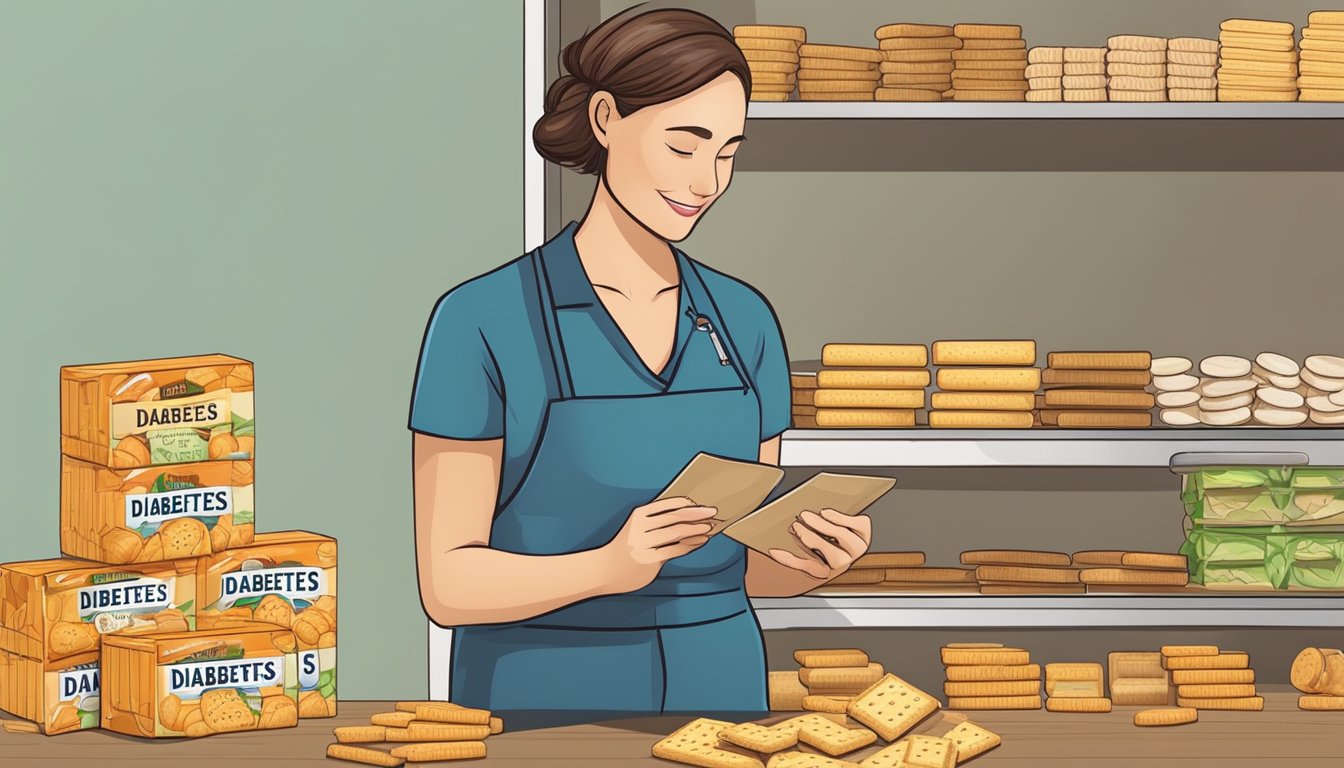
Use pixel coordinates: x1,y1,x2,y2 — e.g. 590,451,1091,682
744,549,829,597
422,545,619,626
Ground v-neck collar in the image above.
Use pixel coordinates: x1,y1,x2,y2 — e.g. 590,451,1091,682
541,221,696,389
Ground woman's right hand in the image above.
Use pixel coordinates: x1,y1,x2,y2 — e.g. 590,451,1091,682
601,496,718,594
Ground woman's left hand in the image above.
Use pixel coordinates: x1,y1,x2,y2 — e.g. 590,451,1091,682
766,509,872,581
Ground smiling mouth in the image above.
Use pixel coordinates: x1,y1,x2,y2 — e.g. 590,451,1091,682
660,194,704,217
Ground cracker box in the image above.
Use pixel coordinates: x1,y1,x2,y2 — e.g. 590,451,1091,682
0,558,198,663
101,622,298,738
60,455,255,564
0,649,101,734
198,531,337,717
60,354,254,469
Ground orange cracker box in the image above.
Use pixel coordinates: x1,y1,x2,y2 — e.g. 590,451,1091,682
0,558,197,733
60,354,254,469
198,531,337,718
60,455,255,564
101,622,298,737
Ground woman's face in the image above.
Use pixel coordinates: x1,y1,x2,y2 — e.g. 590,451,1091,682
594,72,748,243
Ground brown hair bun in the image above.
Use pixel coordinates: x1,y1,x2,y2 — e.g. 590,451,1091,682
533,8,750,175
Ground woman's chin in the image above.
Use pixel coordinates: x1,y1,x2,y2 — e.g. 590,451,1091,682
646,214,699,243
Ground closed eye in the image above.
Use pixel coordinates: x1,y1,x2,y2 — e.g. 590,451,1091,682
666,144,694,157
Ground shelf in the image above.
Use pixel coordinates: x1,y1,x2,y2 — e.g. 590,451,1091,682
778,428,1344,467
751,595,1344,629
748,102,1344,120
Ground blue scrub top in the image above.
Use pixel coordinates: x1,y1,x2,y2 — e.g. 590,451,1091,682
408,223,793,507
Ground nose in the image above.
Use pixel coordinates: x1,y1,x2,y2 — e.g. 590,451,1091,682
688,155,719,200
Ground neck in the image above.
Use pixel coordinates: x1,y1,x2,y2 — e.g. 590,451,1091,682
573,179,679,300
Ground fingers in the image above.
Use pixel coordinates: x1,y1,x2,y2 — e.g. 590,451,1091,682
791,521,848,569
816,509,872,545
640,496,700,515
656,536,710,561
642,521,713,549
766,548,832,580
799,510,867,556
643,506,718,531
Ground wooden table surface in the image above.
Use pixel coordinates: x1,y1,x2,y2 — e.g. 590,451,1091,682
3,687,1341,766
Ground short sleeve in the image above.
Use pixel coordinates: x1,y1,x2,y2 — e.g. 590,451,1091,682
408,288,505,440
748,292,791,441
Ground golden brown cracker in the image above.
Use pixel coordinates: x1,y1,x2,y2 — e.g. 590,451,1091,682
944,680,1041,697
326,745,406,767
795,649,870,668
941,648,1032,666
946,695,1042,710
1134,708,1198,727
945,664,1041,682
1045,697,1112,713
846,674,940,742
720,722,799,753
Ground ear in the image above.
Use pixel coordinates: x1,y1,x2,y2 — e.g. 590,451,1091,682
588,90,617,150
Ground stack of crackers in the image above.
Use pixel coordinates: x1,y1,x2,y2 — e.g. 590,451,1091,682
1300,10,1344,101
1063,47,1108,102
1107,35,1168,102
661,672,1003,768
1039,351,1155,429
326,701,503,766
797,343,930,428
950,24,1028,102
797,44,882,102
1168,37,1220,101
941,643,1042,710
1164,646,1262,711
1217,18,1299,102
823,552,927,588
791,372,819,428
873,23,957,102
1151,355,1200,426
1073,551,1189,593
1044,662,1110,713
793,649,886,715
1251,352,1309,426
1303,355,1344,426
1196,355,1257,427
965,549,1080,595
929,340,1040,429
734,25,805,102
1108,651,1172,706
1292,646,1344,709
1025,47,1063,101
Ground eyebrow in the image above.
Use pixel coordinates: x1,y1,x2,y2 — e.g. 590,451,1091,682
666,126,747,145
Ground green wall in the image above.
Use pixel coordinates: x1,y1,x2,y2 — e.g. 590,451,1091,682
0,0,522,699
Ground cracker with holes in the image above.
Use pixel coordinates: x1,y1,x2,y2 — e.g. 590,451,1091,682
846,674,941,742
652,718,765,768
720,722,799,754
941,721,1001,762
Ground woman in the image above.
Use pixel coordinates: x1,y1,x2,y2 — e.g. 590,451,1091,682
410,8,872,716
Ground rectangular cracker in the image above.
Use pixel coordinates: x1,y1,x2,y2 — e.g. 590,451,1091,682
1064,47,1107,63
1176,696,1264,711
1299,695,1344,710
935,368,1040,392
961,550,1071,567
767,752,862,768
884,567,976,583
1080,569,1188,586
930,392,1035,411
387,742,487,761
944,680,1041,697
1134,708,1199,726
846,674,940,742
1169,87,1218,100
814,389,925,409
941,721,1001,762
821,344,927,368
1045,663,1104,682
1161,645,1220,658
394,701,458,713
791,373,819,389
827,569,886,586
1043,389,1155,408
720,722,799,753
816,369,929,389
794,715,878,756
371,712,417,728
1045,697,1112,713
326,745,406,767
1109,652,1165,681
1043,369,1152,389
980,584,1086,595
975,565,1080,584
1170,669,1255,685
944,664,1041,682
1025,89,1063,101
857,741,909,768
414,705,490,725
802,695,854,714
801,663,885,688
941,648,1031,666
1177,684,1257,699
1110,678,1171,707
1221,19,1295,36
946,695,1042,710
335,726,389,743
902,735,957,768
1170,37,1220,53
1028,47,1064,64
1052,411,1153,428
1026,63,1065,77
652,718,764,768
1108,35,1168,52
1122,553,1187,570
1048,680,1105,698
796,649,869,668
815,409,916,428
928,411,1033,428
853,552,926,569
953,24,1021,40
931,340,1036,366
1163,652,1249,670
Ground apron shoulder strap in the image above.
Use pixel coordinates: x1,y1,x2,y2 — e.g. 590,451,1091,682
528,248,575,401
681,256,759,396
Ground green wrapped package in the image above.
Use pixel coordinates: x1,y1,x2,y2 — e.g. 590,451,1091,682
1180,526,1288,589
1284,532,1344,590
1183,466,1344,526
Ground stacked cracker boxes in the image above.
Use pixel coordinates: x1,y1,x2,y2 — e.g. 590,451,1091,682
1217,19,1299,103
1026,47,1064,101
1039,352,1154,428
1165,645,1262,711
793,649,887,715
874,23,958,103
941,643,1042,710
733,24,805,102
800,344,930,428
1107,35,1168,102
1300,11,1344,102
797,43,882,102
1168,37,1220,102
1063,47,1108,102
930,341,1040,429
1108,651,1172,706
950,24,1028,102
0,355,338,737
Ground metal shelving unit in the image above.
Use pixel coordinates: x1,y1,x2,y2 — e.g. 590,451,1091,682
779,428,1344,467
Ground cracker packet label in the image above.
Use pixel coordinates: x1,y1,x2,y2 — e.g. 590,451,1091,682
125,482,235,532
54,662,102,730
219,567,326,610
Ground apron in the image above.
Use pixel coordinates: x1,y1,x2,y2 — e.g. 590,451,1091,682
449,239,769,715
